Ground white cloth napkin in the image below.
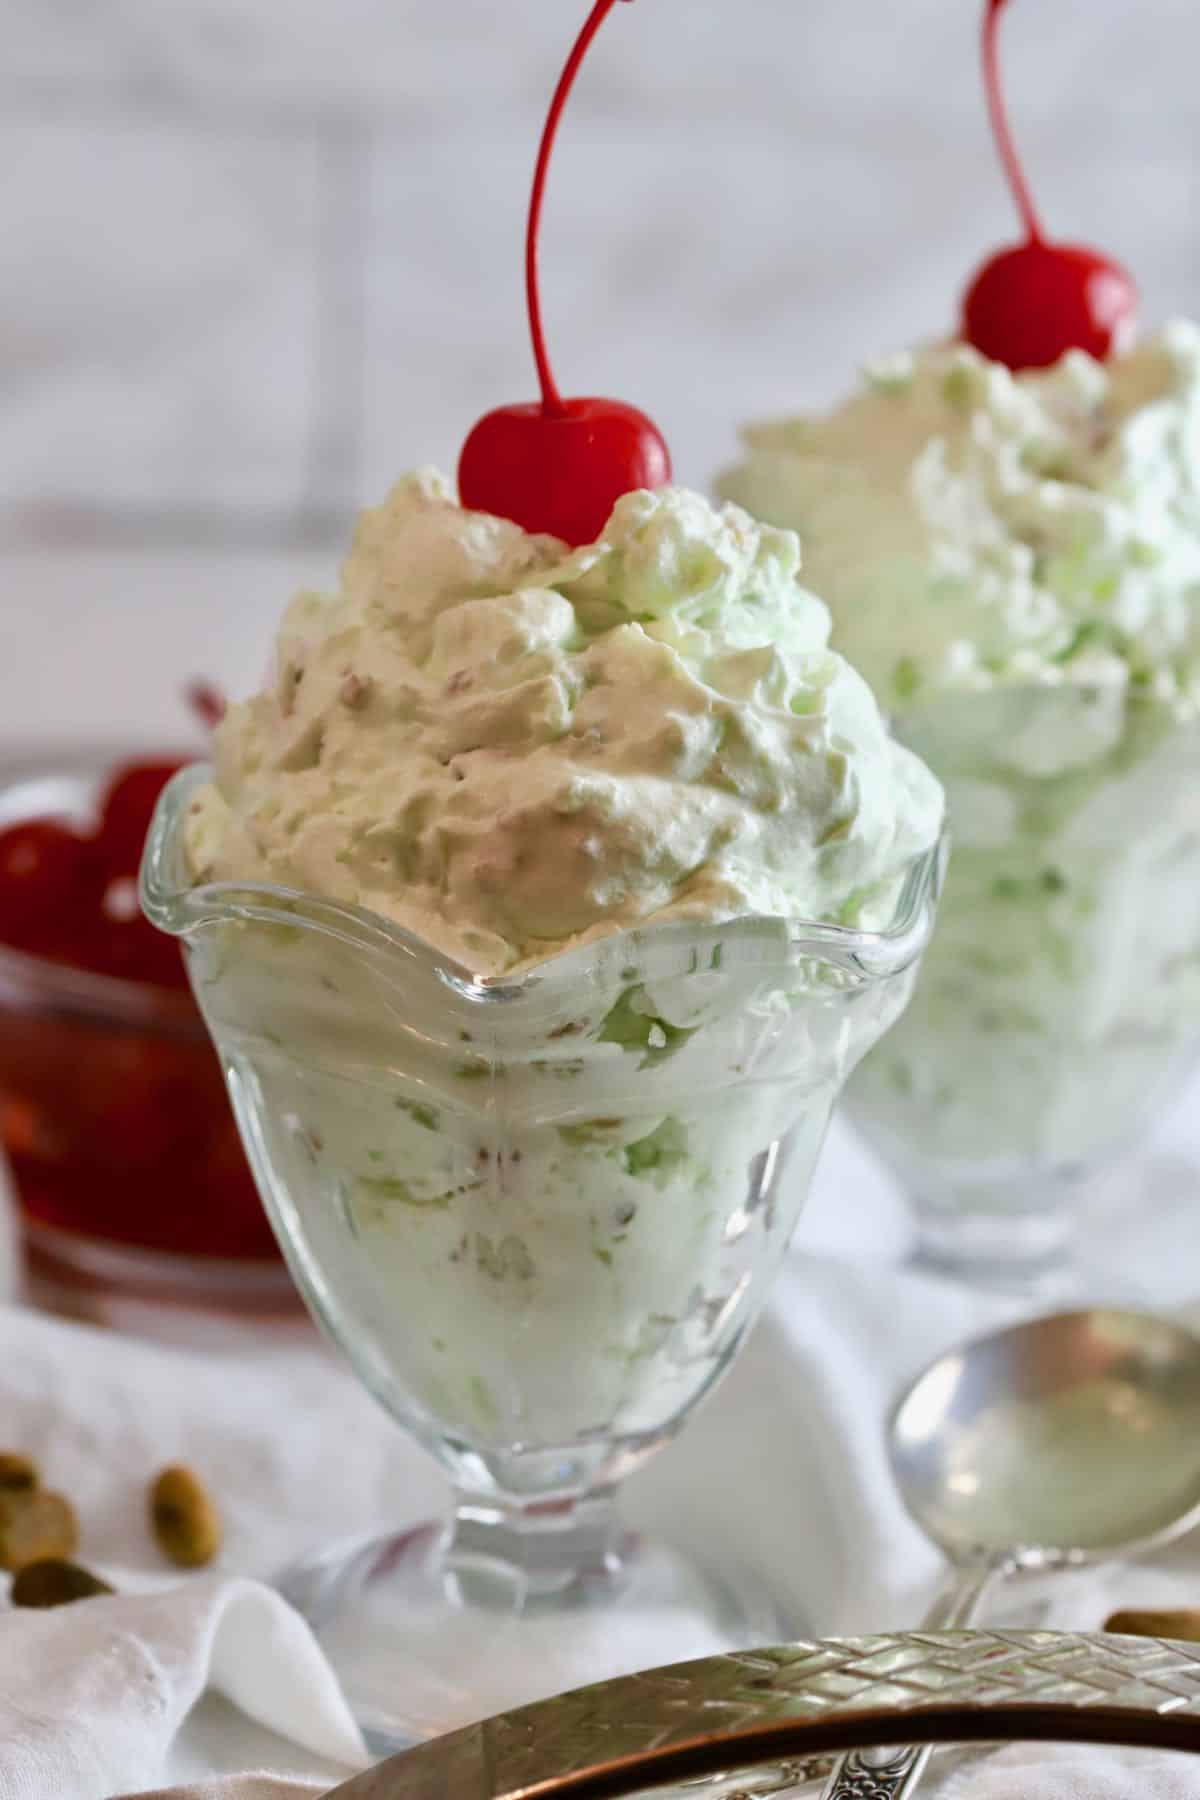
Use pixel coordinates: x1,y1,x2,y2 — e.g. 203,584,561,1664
2,1106,1200,1799
941,1746,1200,1797
0,1579,363,1800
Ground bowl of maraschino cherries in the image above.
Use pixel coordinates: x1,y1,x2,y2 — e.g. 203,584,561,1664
0,687,298,1336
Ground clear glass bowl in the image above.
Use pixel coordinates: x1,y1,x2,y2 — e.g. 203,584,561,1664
847,686,1200,1287
0,753,297,1334
143,764,945,1749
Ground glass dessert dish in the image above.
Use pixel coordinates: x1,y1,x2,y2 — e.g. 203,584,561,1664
721,324,1200,1291
846,686,1200,1288
0,751,296,1334
143,764,944,1750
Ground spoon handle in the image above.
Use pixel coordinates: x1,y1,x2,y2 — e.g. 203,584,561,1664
818,1566,1000,1800
920,1561,1001,1630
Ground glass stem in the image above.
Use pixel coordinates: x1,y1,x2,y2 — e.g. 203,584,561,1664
444,1485,631,1611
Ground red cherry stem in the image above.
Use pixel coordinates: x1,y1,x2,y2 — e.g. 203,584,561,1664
982,0,1045,246
526,0,633,418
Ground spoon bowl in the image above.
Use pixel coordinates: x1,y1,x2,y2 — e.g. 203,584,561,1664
890,1308,1200,1568
820,1310,1200,1799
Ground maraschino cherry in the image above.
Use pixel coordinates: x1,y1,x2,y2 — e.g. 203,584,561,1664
458,0,671,547
961,0,1137,371
0,680,225,983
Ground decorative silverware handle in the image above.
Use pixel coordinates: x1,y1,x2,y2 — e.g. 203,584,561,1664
820,1564,1000,1800
822,1743,928,1799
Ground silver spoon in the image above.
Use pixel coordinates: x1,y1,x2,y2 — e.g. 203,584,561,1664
822,1307,1200,1800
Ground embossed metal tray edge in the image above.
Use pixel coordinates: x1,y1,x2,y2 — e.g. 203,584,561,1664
332,1629,1200,1799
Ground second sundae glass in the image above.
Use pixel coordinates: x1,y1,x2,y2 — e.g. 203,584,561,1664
143,767,944,1749
721,325,1200,1293
848,686,1200,1287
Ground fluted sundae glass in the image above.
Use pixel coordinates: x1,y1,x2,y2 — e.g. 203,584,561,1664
846,686,1200,1284
722,325,1200,1289
143,767,943,1749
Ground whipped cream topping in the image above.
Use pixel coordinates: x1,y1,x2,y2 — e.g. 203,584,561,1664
721,323,1200,721
187,471,942,974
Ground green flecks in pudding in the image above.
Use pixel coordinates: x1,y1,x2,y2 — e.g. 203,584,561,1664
360,1174,431,1205
395,1098,440,1131
473,1233,536,1283
598,987,697,1069
557,1119,626,1147
468,1375,498,1427
622,1118,688,1183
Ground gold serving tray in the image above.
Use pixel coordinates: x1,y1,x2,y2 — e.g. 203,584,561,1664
332,1629,1200,1798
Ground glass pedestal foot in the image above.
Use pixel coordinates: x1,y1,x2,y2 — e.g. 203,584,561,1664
276,1510,799,1754
906,1181,1156,1310
908,1197,1078,1295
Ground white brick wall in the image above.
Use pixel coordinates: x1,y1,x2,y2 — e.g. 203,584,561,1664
2,0,1198,741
